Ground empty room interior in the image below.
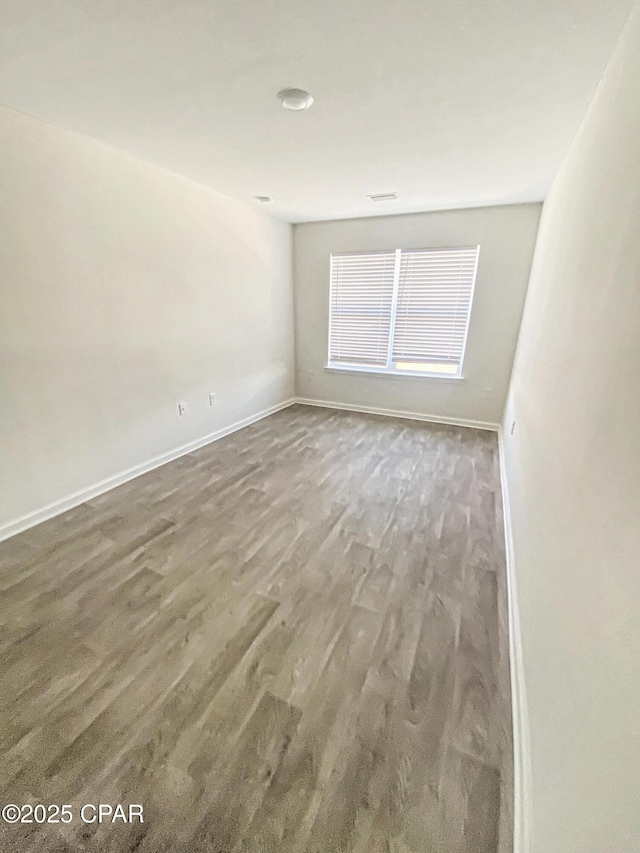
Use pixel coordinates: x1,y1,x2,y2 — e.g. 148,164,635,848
1,1,639,851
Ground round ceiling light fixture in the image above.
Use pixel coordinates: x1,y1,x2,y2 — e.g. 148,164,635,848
277,88,314,111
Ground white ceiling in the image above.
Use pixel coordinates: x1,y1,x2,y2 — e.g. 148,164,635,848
0,0,632,223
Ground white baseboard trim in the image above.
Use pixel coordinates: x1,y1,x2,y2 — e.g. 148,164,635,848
498,427,531,853
0,398,297,544
294,397,499,432
1,396,498,545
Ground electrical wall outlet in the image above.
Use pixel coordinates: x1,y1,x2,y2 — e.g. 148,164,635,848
209,393,217,406
178,402,187,416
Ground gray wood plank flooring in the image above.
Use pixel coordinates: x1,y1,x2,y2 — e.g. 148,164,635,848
0,403,512,852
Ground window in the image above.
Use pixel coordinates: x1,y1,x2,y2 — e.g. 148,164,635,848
328,245,479,378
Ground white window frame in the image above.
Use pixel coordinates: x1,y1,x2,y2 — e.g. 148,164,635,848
326,245,480,380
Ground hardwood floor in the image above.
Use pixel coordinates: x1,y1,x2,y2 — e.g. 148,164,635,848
0,404,512,852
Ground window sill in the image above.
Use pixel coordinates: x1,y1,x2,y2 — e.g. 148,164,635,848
324,365,464,383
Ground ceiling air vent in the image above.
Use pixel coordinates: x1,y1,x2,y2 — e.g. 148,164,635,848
367,193,398,202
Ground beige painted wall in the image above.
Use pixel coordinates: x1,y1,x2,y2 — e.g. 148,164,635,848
501,3,640,851
0,105,294,531
293,204,541,426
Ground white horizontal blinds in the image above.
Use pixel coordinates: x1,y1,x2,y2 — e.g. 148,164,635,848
391,246,479,367
329,251,396,366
